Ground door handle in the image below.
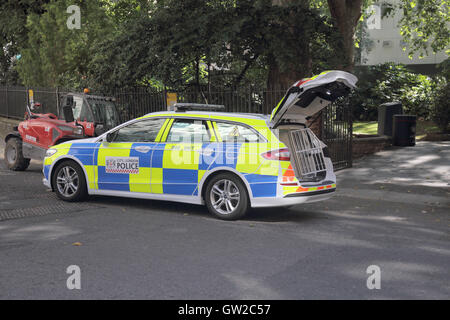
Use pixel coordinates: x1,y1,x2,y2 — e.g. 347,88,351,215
134,146,152,153
196,148,214,156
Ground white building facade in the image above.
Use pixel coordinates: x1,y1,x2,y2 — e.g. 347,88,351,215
360,0,448,70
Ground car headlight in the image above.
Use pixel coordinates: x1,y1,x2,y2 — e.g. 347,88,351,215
45,149,58,157
73,127,83,135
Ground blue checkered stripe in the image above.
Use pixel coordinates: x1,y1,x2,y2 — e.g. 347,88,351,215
158,142,277,198
44,165,51,181
245,173,278,198
68,143,100,166
154,143,243,196
97,143,154,192
46,142,279,198
44,143,99,183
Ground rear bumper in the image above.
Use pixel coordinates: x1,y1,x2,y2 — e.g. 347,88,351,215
251,188,336,208
284,188,335,197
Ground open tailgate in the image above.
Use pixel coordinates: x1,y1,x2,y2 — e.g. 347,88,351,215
269,71,358,128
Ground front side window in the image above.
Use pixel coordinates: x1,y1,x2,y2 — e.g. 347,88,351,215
214,122,262,143
111,118,166,143
166,119,211,143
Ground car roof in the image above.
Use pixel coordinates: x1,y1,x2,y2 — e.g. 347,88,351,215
144,111,269,121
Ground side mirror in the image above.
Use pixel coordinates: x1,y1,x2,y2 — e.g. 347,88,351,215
63,105,74,123
106,132,114,143
94,124,105,136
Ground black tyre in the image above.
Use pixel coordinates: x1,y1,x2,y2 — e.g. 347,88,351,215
52,160,88,202
4,137,30,171
205,173,249,220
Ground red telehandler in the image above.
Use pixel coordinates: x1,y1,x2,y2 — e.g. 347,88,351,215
4,90,121,171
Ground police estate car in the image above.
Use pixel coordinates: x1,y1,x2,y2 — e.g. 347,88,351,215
42,71,357,220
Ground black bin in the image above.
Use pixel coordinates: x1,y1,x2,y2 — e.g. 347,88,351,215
393,115,416,146
378,102,403,136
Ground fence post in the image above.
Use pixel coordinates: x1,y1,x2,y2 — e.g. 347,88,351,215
56,87,60,116
163,87,168,110
26,87,29,108
41,89,46,114
247,85,251,113
349,101,353,168
5,86,9,118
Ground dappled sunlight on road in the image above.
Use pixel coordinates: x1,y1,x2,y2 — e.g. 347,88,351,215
223,273,284,300
0,222,80,243
400,154,440,166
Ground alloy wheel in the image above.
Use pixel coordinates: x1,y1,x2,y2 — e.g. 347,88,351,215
210,179,241,215
56,166,79,197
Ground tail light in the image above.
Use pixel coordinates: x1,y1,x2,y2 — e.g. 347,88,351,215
261,148,291,161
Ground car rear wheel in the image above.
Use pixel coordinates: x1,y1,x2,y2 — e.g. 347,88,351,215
52,160,87,202
4,137,30,171
205,173,249,220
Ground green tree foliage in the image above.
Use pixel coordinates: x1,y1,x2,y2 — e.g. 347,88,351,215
430,59,450,132
430,78,450,132
90,0,342,91
16,0,113,88
312,0,449,67
266,0,343,88
0,0,50,85
350,63,436,121
399,0,450,58
3,0,448,94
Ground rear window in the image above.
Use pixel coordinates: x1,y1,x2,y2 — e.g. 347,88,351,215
214,122,263,143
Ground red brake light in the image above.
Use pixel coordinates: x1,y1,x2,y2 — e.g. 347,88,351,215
261,148,290,161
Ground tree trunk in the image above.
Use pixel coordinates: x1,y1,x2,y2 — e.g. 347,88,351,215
266,0,312,91
266,53,311,90
327,0,363,71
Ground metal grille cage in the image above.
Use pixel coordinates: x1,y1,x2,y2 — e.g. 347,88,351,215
289,128,326,181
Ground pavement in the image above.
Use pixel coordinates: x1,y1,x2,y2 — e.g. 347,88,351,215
0,141,449,299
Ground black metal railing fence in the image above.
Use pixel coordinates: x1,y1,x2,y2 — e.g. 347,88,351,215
0,85,352,169
0,86,72,119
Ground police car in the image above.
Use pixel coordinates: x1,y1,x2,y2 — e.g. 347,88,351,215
42,71,357,220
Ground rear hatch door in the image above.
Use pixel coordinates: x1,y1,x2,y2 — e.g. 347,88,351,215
269,71,357,128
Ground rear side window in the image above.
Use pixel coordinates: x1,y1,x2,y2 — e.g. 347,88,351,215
214,122,263,143
166,119,211,143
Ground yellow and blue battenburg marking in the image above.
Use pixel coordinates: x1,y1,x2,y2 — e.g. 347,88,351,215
43,113,336,202
44,141,282,198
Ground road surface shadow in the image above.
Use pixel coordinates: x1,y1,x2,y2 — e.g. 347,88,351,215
88,195,322,223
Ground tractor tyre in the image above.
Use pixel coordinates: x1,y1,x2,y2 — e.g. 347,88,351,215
4,137,31,171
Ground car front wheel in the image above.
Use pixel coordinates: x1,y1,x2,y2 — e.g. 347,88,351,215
205,173,249,220
52,160,87,202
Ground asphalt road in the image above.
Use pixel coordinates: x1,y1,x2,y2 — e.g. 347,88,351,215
0,142,449,299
